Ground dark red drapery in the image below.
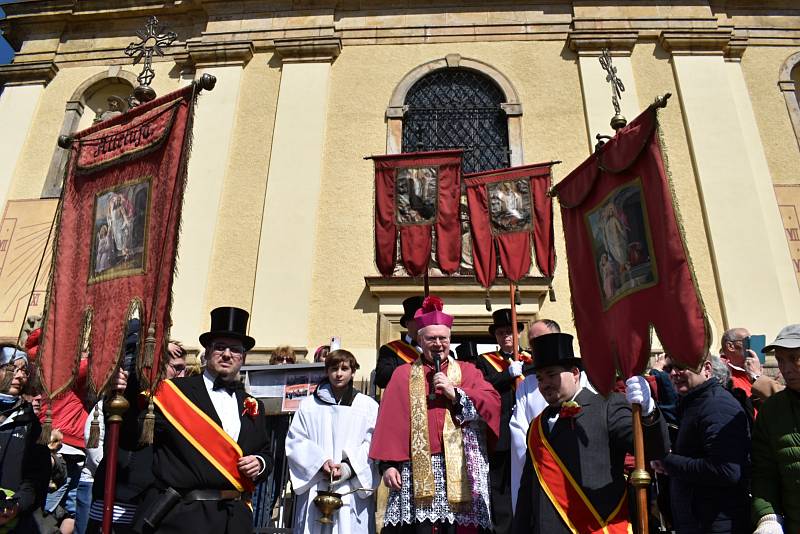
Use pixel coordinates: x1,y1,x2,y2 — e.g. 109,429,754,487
553,106,709,395
464,163,555,287
38,85,197,397
374,150,462,277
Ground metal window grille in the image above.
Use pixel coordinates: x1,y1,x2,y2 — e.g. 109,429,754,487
402,68,510,174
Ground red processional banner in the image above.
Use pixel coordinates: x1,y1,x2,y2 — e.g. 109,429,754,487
553,105,709,395
374,150,463,277
464,163,555,287
38,84,198,397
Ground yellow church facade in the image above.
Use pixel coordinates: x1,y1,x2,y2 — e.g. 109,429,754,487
1,1,799,377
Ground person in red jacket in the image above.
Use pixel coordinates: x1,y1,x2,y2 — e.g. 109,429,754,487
35,330,91,534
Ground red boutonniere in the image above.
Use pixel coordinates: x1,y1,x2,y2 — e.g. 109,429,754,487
559,401,581,428
242,397,259,418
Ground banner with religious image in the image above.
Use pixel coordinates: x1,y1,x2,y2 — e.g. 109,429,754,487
553,104,709,395
374,150,463,276
464,163,555,287
38,84,199,397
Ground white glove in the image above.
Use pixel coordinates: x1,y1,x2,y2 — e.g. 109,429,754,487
625,376,655,416
753,514,784,534
508,360,523,377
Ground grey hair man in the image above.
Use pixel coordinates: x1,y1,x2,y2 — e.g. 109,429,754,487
720,328,761,395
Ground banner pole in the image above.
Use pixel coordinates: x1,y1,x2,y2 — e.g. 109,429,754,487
102,389,130,534
510,282,519,361
630,402,651,534
423,271,430,297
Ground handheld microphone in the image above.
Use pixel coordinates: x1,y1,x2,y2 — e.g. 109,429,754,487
428,352,442,401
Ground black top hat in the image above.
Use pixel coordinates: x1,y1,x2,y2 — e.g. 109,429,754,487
489,308,525,336
198,307,256,351
455,341,480,363
400,296,424,328
531,333,581,371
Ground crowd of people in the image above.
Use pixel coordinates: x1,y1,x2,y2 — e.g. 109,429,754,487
0,297,798,534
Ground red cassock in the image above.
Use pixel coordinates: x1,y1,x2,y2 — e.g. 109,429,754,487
369,359,501,461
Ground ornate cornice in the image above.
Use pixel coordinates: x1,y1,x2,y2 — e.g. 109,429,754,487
659,29,735,56
566,30,639,56
179,40,255,69
0,61,59,87
273,37,342,63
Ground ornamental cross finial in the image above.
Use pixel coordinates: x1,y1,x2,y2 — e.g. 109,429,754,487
599,48,625,116
124,16,177,90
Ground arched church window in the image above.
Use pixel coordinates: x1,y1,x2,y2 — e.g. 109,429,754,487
42,71,136,198
401,68,510,174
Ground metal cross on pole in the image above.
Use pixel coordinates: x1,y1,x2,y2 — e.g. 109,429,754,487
598,48,627,131
124,16,177,105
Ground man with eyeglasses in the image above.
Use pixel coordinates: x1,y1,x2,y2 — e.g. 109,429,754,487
117,307,272,534
650,353,750,533
0,345,50,533
370,296,500,533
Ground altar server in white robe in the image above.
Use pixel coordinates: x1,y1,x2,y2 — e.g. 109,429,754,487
286,349,379,534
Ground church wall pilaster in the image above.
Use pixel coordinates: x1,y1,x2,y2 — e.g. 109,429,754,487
249,36,341,351
660,29,800,332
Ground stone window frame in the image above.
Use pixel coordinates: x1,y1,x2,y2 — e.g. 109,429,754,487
779,51,800,153
41,68,137,198
385,54,523,164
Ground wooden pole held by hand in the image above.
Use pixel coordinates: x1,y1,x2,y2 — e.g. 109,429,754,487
630,402,651,534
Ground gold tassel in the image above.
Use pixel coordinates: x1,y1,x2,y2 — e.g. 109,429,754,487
139,398,155,446
548,285,557,302
484,289,492,312
142,322,156,369
514,286,522,306
38,406,52,445
86,403,100,448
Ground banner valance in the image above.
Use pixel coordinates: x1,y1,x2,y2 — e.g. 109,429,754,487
464,163,555,287
373,150,463,277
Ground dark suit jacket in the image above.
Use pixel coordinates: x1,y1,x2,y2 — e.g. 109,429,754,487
374,338,419,389
513,389,669,534
132,374,272,534
475,350,533,451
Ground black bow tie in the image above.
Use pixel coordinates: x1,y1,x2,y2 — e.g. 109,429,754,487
212,376,244,394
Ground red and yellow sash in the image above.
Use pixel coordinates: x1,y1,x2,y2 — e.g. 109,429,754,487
528,414,631,534
481,351,530,388
153,380,254,493
386,339,420,364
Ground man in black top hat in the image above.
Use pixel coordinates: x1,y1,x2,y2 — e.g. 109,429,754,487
513,333,669,534
374,296,424,389
119,307,272,534
475,308,533,534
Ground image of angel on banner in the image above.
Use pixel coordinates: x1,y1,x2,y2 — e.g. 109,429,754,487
488,178,533,234
90,180,150,282
395,166,438,225
587,179,657,309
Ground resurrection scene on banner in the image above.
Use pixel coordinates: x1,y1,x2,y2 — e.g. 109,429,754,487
395,166,439,224
488,178,533,234
91,178,150,281
586,179,657,309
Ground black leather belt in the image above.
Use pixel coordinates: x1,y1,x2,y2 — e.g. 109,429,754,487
183,489,242,501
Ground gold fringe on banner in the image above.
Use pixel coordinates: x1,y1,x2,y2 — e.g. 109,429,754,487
139,397,155,446
38,406,52,445
86,403,101,448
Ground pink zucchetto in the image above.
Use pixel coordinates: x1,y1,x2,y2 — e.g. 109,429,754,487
413,295,454,329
